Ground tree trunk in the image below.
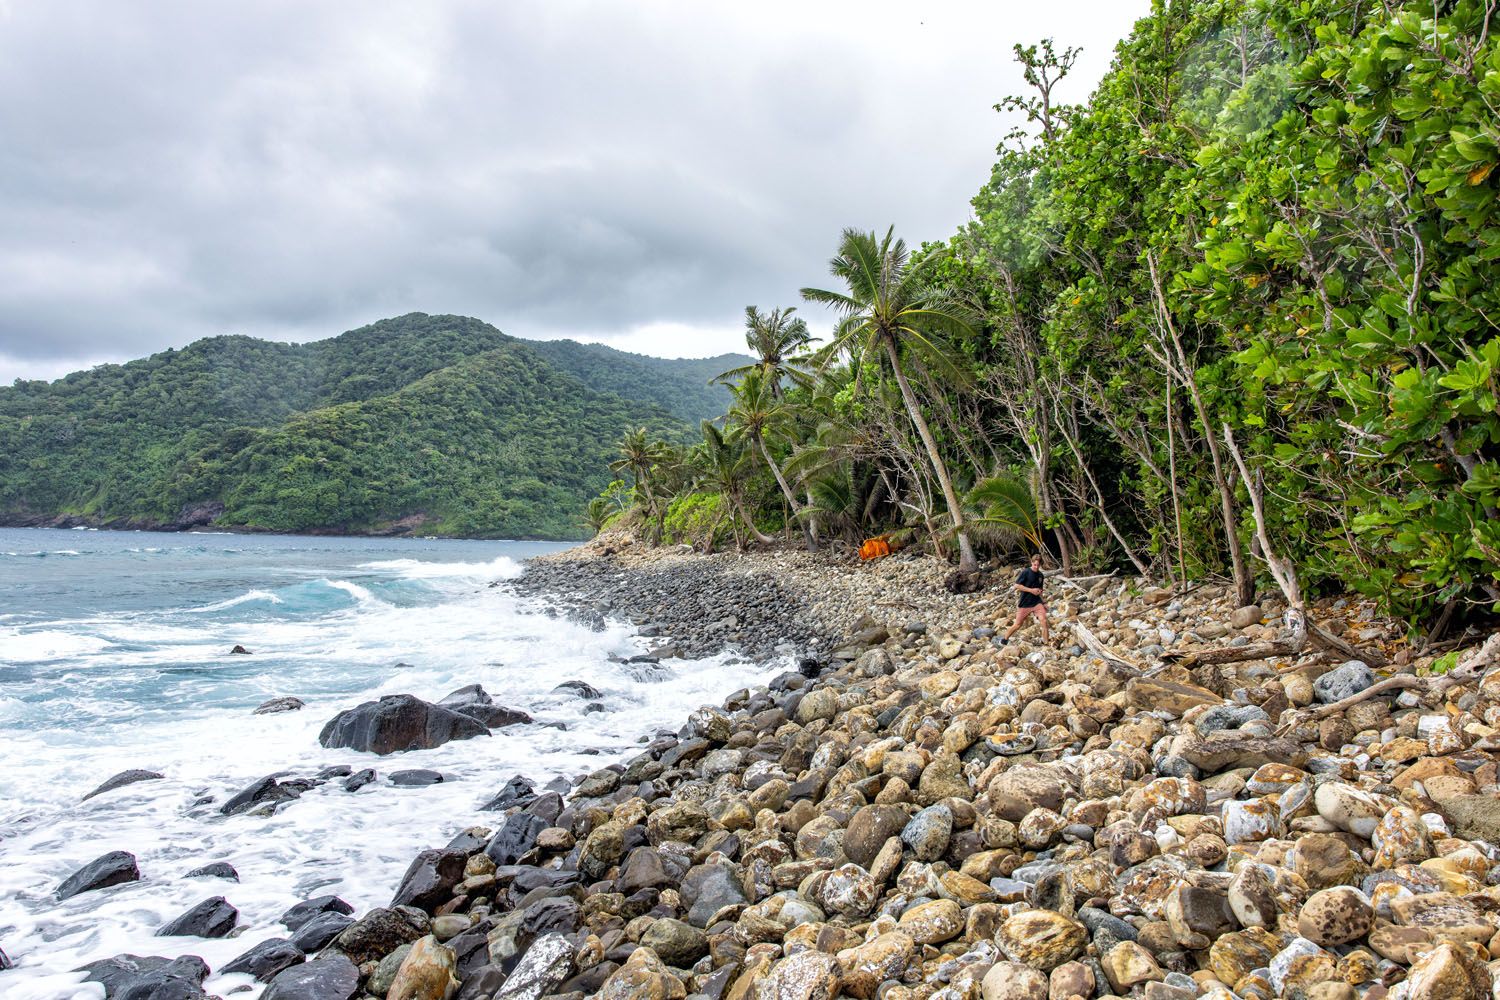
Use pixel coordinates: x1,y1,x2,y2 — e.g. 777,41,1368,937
757,434,817,551
884,337,978,573
733,495,776,545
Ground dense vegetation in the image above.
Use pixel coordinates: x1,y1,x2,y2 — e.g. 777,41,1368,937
599,0,1499,638
0,314,730,538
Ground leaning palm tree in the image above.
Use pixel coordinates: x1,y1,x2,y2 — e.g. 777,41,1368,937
715,306,814,398
725,369,817,551
967,472,1045,554
608,427,670,542
801,227,980,573
695,421,773,550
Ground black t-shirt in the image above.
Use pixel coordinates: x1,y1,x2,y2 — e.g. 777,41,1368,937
1017,568,1044,608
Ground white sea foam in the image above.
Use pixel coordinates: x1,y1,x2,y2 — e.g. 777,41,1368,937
186,590,285,613
0,547,782,1000
356,555,524,582
0,629,113,662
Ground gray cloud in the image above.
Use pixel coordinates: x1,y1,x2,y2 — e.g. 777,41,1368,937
0,0,1148,381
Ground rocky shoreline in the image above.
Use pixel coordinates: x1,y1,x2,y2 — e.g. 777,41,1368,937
60,535,1500,1000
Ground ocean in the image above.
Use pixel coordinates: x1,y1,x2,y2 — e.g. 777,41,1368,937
0,527,778,999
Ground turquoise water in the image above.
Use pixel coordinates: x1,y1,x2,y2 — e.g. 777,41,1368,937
0,528,776,1000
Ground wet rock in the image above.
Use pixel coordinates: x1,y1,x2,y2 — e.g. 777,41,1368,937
184,862,238,881
680,861,748,927
83,769,165,801
253,696,304,715
552,680,603,700
439,684,532,729
220,774,302,816
343,768,376,792
485,812,549,866
480,775,537,811
220,938,305,982
835,931,914,999
640,917,708,967
1297,886,1373,946
261,954,359,1000
290,911,354,952
597,946,684,999
494,932,575,1000
79,954,211,1000
390,769,445,786
391,848,467,913
386,935,459,1000
56,851,141,899
759,950,841,1000
327,906,425,966
281,895,354,931
318,694,489,755
156,896,238,938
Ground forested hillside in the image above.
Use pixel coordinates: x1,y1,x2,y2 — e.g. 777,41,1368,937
601,0,1499,635
0,314,731,538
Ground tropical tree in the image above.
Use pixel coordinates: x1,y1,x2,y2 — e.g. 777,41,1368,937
715,306,814,398
608,427,671,541
694,420,773,549
725,369,818,551
802,227,981,573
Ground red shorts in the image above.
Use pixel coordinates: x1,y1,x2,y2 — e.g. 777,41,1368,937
1015,603,1047,620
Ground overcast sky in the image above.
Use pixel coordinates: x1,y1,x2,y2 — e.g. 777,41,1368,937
0,1,1148,383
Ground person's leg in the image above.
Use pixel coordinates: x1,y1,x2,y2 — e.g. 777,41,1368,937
1037,604,1050,643
1001,609,1026,643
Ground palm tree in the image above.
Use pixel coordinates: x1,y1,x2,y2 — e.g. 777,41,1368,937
608,427,670,541
801,227,980,573
725,369,817,551
967,472,1045,554
715,306,814,398
694,421,773,549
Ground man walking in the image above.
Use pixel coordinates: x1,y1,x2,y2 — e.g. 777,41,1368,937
1000,553,1049,645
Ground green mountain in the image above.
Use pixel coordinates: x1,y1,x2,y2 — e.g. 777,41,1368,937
0,313,746,538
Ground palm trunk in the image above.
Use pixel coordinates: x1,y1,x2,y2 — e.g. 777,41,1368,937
734,496,776,545
884,337,978,573
758,434,817,552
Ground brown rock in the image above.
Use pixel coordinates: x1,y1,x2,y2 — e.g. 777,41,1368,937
1298,886,1374,946
995,910,1088,971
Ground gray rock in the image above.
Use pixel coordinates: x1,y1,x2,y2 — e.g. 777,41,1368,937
56,851,140,899
493,932,575,1000
281,895,353,931
261,954,359,1000
184,862,238,881
901,805,953,862
680,861,748,928
220,938,305,982
82,769,165,801
1313,661,1373,704
389,769,445,786
368,943,414,998
79,954,210,1000
317,694,489,755
253,696,305,715
391,848,468,913
156,896,238,938
220,774,301,816
290,911,353,952
342,768,375,792
326,907,424,966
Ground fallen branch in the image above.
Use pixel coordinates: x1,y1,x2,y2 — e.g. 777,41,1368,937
1285,633,1500,729
1307,619,1388,668
1070,621,1144,678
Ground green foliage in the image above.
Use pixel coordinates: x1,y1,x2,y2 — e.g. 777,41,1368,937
662,491,728,550
967,473,1044,553
0,314,697,538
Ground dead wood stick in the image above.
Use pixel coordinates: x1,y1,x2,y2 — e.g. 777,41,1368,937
1289,633,1500,726
1070,621,1144,678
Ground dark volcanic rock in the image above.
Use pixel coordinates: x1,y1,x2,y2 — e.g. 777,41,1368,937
290,911,354,952
56,851,141,899
552,680,603,700
343,768,376,792
220,774,301,816
0,945,10,970
327,907,424,966
220,938,305,982
261,954,359,1000
480,774,536,812
156,896,238,938
82,769,165,802
389,768,445,786
281,895,354,931
184,862,239,881
317,694,489,755
79,954,210,1000
439,684,534,729
485,812,549,866
391,848,468,912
